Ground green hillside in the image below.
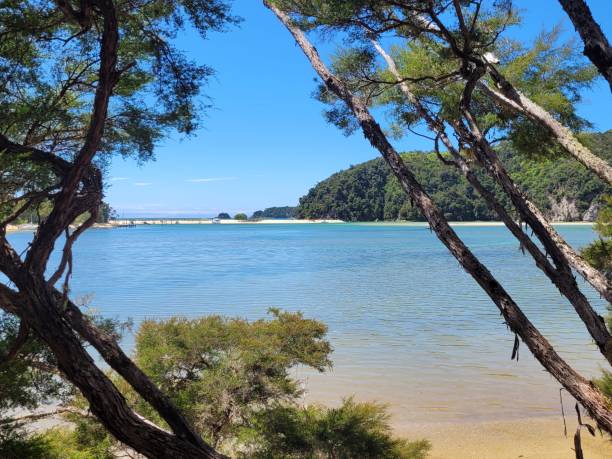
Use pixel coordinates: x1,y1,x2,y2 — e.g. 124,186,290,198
297,132,612,222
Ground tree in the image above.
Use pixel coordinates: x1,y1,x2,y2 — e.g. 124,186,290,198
252,206,298,219
250,398,430,459
234,212,248,220
583,196,612,281
97,202,117,223
264,0,612,434
217,212,231,219
0,0,237,457
1,310,428,458
558,0,612,91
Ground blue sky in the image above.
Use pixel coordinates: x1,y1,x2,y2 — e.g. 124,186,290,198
106,0,612,218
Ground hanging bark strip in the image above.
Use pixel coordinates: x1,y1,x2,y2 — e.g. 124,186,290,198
558,0,612,92
371,39,612,365
264,0,612,433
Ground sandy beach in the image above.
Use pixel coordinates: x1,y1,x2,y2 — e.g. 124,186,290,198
6,220,594,231
27,411,612,458
398,416,612,459
105,219,594,227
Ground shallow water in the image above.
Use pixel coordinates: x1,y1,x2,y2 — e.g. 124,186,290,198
8,223,608,425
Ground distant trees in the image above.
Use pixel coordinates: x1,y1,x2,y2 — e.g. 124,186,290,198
97,203,117,224
234,212,248,221
252,206,298,219
217,212,231,219
265,0,612,434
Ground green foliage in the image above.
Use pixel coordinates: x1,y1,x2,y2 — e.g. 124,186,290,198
0,0,238,228
217,212,231,219
234,212,248,221
97,203,117,224
0,309,130,456
0,0,238,159
596,371,612,405
248,398,430,459
298,132,612,222
1,309,427,457
129,309,332,448
0,423,54,459
582,195,612,282
37,427,114,459
0,314,64,412
83,310,426,456
252,206,298,219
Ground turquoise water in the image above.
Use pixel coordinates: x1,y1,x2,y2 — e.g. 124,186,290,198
7,224,608,425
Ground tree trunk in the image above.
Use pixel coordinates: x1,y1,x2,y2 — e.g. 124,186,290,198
60,291,210,450
265,0,612,433
478,78,612,185
13,280,224,458
372,39,612,365
456,105,612,306
558,0,612,91
0,238,225,458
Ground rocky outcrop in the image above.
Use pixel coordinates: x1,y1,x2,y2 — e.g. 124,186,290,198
548,196,581,221
582,200,601,221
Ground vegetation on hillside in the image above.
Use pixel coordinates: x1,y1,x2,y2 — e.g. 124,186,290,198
252,206,298,219
298,132,612,222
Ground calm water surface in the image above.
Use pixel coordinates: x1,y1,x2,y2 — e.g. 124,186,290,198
8,223,608,426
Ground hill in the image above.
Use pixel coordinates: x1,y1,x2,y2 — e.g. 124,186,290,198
297,132,612,222
251,206,298,219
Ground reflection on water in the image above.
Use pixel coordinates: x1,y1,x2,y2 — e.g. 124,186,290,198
8,223,608,424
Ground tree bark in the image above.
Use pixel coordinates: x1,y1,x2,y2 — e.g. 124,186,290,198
558,0,612,91
0,1,225,456
478,77,612,185
264,0,612,433
456,101,612,306
0,236,225,458
60,291,211,451
372,39,612,365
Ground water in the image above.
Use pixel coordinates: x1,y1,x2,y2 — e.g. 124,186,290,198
7,223,608,426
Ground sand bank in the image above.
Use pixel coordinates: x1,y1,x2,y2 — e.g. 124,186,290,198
356,220,594,227
109,218,345,225
398,416,611,459
107,219,593,227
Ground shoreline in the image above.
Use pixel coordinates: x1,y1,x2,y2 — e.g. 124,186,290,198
26,410,612,458
396,415,612,459
105,219,593,228
5,220,594,233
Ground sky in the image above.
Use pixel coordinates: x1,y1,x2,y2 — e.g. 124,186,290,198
106,0,612,218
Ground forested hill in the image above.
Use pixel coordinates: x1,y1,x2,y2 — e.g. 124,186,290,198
297,132,612,222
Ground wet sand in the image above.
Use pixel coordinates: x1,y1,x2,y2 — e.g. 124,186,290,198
398,417,612,459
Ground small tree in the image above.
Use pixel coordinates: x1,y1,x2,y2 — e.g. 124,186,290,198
1,310,428,458
217,212,231,219
234,212,248,221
